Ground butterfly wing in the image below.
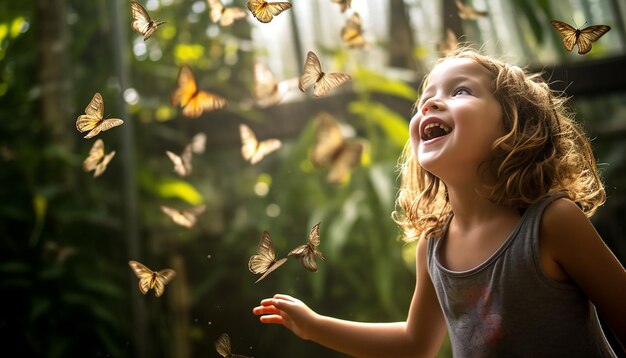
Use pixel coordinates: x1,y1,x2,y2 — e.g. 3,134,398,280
166,150,190,177
455,0,487,20
311,112,344,167
207,0,225,23
84,118,124,139
190,133,207,154
220,7,248,26
251,139,282,164
254,257,287,283
313,71,351,97
153,269,176,297
128,260,154,295
576,25,611,55
341,12,367,49
93,150,116,178
161,205,193,228
550,20,578,52
181,144,193,175
248,231,276,274
215,333,231,357
131,1,164,40
326,140,364,184
182,91,228,118
299,51,323,93
83,139,105,172
253,63,279,100
172,65,198,107
76,93,104,133
247,0,292,23
331,0,351,13
239,124,259,162
437,28,458,57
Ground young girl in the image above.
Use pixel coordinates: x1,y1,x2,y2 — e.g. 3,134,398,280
252,48,626,357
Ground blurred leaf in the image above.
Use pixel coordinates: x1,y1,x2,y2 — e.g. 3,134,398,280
353,68,418,101
349,101,409,149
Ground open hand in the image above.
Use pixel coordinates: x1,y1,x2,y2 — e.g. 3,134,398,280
252,294,319,340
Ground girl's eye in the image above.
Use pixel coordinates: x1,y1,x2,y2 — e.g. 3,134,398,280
454,88,470,96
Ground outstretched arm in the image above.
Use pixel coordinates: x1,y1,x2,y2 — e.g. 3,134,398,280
252,237,448,358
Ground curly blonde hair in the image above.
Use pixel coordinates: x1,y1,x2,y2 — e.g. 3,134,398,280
392,47,605,242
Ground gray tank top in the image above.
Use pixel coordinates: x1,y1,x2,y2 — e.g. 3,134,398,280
427,194,617,357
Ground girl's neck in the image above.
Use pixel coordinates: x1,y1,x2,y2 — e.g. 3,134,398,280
446,185,519,230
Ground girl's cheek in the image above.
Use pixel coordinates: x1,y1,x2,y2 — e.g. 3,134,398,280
408,114,421,141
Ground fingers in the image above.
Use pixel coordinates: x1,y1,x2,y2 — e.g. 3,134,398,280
258,314,284,324
273,293,297,302
252,304,280,316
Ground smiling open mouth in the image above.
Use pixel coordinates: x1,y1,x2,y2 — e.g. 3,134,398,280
422,122,451,141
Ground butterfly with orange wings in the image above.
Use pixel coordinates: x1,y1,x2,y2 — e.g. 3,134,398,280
550,20,610,55
128,260,176,298
239,124,282,165
311,112,365,184
299,51,351,97
161,205,206,228
341,12,368,49
207,0,247,27
455,0,487,20
76,93,124,139
171,65,228,118
248,231,288,283
331,0,351,13
288,222,325,272
83,139,116,178
247,0,292,23
131,0,166,41
215,333,252,358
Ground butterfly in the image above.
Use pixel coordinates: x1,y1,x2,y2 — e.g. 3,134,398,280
83,139,116,178
550,20,610,55
128,260,176,298
288,222,325,272
246,0,292,24
75,93,124,139
131,0,166,41
166,144,193,177
207,0,248,27
171,65,228,118
341,12,368,49
239,124,282,165
331,0,351,13
248,231,288,283
215,333,252,358
190,132,207,155
436,28,459,57
160,205,206,228
311,112,365,184
454,0,487,20
253,62,293,108
299,51,351,97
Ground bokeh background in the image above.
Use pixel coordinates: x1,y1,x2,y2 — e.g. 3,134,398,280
1,0,625,357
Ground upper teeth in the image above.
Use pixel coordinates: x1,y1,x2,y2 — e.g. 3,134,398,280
424,122,451,133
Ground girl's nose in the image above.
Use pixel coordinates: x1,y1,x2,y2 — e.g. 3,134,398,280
421,99,443,115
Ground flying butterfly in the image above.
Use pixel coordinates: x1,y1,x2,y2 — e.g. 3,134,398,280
166,144,193,177
131,0,166,41
239,124,282,165
128,260,176,298
247,0,292,23
248,231,288,283
437,28,459,57
288,222,325,272
253,62,295,108
215,333,252,358
299,51,351,97
83,139,116,178
76,93,124,139
311,112,365,184
190,132,207,155
455,0,487,20
171,65,228,118
550,20,610,55
207,0,247,27
341,12,368,49
331,0,351,13
161,205,206,228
